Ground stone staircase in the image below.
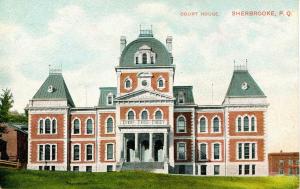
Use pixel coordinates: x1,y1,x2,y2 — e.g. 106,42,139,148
121,162,165,172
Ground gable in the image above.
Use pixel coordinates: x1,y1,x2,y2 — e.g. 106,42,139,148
115,89,174,102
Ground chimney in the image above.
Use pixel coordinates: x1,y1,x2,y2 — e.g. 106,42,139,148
120,36,127,54
166,36,173,53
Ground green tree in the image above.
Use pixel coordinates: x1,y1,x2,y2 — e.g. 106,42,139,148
0,89,14,123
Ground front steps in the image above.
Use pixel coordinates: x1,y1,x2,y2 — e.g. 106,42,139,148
121,162,168,173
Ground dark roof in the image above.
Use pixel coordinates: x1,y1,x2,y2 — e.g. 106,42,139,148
98,87,117,108
119,37,172,67
32,72,75,107
173,86,195,105
225,70,265,98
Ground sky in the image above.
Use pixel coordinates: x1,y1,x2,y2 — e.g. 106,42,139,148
0,0,298,152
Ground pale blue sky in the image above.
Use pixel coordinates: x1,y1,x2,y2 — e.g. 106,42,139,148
0,0,298,152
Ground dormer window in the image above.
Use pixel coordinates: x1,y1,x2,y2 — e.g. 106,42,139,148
151,56,154,64
107,93,113,105
178,91,185,104
142,53,147,64
134,45,156,65
135,57,139,64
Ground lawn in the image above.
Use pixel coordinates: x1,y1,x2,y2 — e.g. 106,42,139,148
0,168,298,189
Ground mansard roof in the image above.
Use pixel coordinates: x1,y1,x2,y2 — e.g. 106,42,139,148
119,37,173,67
173,86,195,105
98,87,117,108
32,71,75,107
225,69,265,98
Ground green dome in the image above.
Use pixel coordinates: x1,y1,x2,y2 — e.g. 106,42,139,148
119,37,172,67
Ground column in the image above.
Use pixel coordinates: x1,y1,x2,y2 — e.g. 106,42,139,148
135,133,139,161
124,138,127,162
163,132,168,161
149,133,153,162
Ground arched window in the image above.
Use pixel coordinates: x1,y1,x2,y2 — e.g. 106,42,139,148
251,116,256,131
150,56,154,64
39,120,44,134
45,119,51,134
158,78,164,88
244,116,249,131
155,110,162,120
86,119,93,134
45,144,51,160
213,117,220,133
177,116,186,133
237,117,242,132
127,111,134,120
125,79,131,89
73,119,80,134
199,117,207,133
135,57,138,64
141,110,148,120
52,119,57,134
142,53,147,64
107,94,113,105
106,118,114,133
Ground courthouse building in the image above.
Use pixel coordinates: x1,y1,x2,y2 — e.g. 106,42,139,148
26,28,269,175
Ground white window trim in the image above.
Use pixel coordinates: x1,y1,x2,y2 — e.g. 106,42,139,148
235,116,243,132
211,115,221,133
105,116,115,134
177,142,187,160
72,118,81,135
71,143,81,162
198,116,208,133
140,108,150,120
106,93,114,106
38,118,44,135
153,108,164,120
176,115,187,133
85,117,94,135
236,142,258,160
212,142,221,161
44,117,52,134
51,118,57,134
126,109,136,120
38,143,57,162
38,117,57,135
250,115,257,132
105,143,115,161
124,77,133,90
157,76,165,90
199,142,208,161
178,92,185,104
85,144,94,161
238,114,257,132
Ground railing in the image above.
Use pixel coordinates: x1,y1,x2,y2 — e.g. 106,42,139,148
120,119,168,126
0,160,21,169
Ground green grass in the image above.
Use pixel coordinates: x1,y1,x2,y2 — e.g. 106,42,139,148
0,167,298,189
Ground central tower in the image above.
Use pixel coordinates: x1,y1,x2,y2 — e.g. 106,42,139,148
115,27,175,172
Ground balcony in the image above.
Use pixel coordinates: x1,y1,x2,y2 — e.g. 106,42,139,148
119,119,168,127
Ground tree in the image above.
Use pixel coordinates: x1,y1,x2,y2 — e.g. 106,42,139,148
0,89,14,123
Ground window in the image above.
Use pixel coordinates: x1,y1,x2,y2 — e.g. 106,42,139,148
52,119,56,134
178,92,184,104
86,166,92,172
51,166,55,171
244,116,249,131
200,143,207,160
252,165,256,175
127,110,134,120
106,118,114,133
279,168,284,175
199,117,207,133
142,53,147,64
213,117,220,133
288,160,293,165
251,117,256,131
177,143,186,160
141,110,148,120
177,116,186,133
150,56,154,64
73,166,79,172
125,79,131,89
157,78,164,88
239,165,242,175
86,145,93,161
86,119,93,134
155,110,162,120
107,165,113,172
107,94,113,105
214,165,220,175
288,168,293,175
135,57,138,64
279,160,284,167
213,143,220,160
106,144,114,160
237,117,242,132
244,165,250,175
200,165,207,175
238,143,256,160
45,119,51,134
38,144,56,161
73,145,80,161
39,120,44,134
73,119,80,134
